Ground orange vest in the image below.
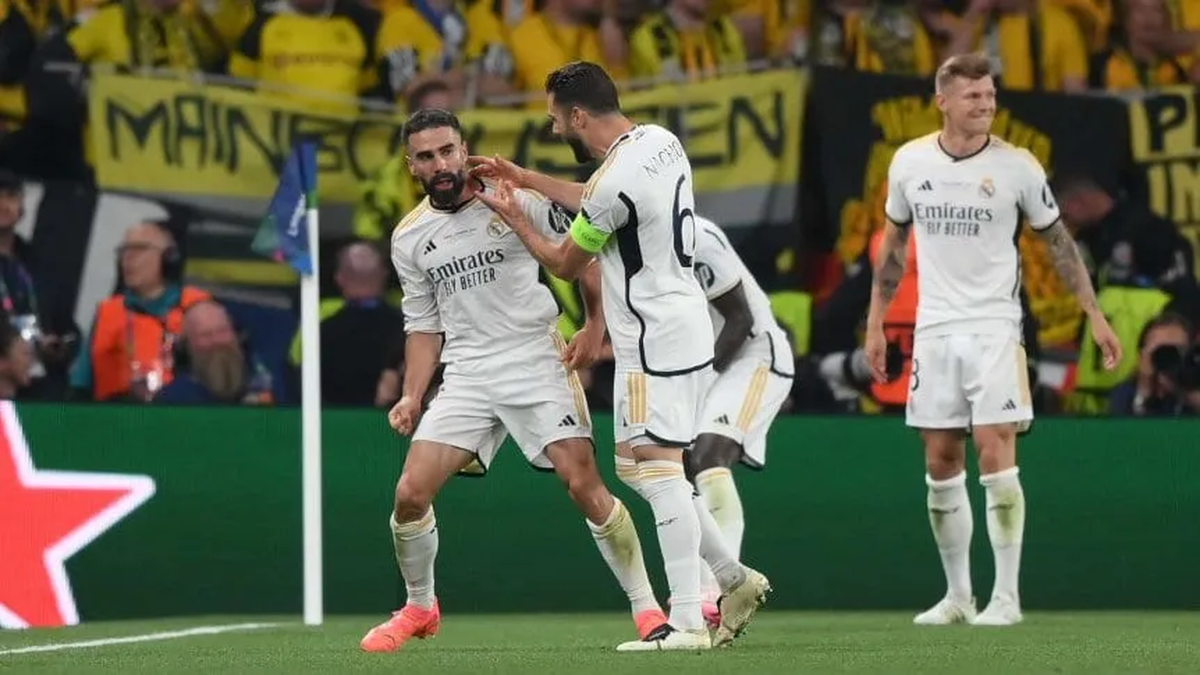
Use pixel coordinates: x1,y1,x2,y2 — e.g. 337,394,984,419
868,229,918,406
90,287,211,401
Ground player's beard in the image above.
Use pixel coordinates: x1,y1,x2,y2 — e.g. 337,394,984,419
192,346,247,403
565,133,593,164
423,171,466,209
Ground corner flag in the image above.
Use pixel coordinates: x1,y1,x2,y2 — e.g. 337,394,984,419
252,141,318,276
253,140,324,626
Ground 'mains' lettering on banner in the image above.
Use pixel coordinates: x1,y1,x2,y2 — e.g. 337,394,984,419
838,92,1078,346
90,71,803,228
1129,87,1200,270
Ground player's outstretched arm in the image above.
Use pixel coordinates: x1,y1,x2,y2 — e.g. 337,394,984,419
864,221,911,382
468,155,585,212
478,180,595,279
1037,219,1123,368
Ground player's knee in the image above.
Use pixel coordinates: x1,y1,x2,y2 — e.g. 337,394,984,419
922,429,967,479
973,424,1018,473
394,475,433,523
548,440,603,493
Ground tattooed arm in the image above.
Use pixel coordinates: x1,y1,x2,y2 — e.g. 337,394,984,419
1036,217,1123,368
1037,219,1100,315
864,221,911,382
866,222,913,330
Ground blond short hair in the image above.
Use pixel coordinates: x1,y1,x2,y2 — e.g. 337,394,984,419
935,53,994,93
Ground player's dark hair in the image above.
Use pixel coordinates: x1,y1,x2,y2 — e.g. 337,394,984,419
544,61,621,115
402,108,462,146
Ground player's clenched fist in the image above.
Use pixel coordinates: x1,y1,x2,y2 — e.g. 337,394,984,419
389,395,422,436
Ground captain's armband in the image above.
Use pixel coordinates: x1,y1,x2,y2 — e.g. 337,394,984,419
569,211,609,253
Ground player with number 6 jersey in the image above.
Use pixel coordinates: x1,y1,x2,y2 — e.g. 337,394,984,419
469,61,770,652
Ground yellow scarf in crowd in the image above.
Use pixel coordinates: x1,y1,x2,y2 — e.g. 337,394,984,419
123,0,198,70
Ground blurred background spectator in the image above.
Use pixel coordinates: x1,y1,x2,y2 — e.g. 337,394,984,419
287,240,405,407
157,298,275,404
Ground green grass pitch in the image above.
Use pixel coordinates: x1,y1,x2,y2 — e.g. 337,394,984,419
2,612,1198,674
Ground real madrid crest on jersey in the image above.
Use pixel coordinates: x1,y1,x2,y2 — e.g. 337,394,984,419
487,216,510,238
979,177,995,198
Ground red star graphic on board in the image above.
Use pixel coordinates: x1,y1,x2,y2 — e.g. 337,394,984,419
0,402,155,628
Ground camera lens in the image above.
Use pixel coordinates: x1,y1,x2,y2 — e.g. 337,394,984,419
1150,344,1184,373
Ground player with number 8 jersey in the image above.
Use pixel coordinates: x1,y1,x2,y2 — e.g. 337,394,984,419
470,61,770,652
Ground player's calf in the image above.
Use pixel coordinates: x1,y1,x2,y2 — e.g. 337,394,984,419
546,438,667,636
972,424,1025,621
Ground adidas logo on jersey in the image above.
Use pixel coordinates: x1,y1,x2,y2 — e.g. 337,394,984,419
714,414,730,425
1002,400,1017,411
917,180,934,192
558,414,578,428
423,240,438,255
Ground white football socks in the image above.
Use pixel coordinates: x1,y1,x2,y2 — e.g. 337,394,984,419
981,467,1025,603
586,498,661,615
696,467,745,558
636,460,704,631
391,509,438,610
694,494,746,593
926,472,973,602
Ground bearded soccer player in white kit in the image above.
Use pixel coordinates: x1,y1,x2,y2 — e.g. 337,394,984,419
866,53,1122,627
359,109,674,652
688,216,794,614
470,61,769,651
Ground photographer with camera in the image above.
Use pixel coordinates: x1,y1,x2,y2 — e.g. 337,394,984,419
1108,313,1200,417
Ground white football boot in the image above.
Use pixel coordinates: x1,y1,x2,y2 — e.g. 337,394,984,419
913,595,978,625
616,624,712,652
713,566,771,646
973,594,1023,626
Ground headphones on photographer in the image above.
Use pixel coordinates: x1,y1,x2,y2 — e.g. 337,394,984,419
114,221,184,285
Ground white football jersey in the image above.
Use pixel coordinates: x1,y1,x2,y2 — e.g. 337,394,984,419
884,133,1060,338
692,217,794,376
391,186,573,365
579,124,714,375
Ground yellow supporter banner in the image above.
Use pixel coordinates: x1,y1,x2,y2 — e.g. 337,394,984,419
88,70,804,220
1128,87,1200,272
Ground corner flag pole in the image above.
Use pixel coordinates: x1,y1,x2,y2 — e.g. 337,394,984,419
301,197,323,626
252,141,324,625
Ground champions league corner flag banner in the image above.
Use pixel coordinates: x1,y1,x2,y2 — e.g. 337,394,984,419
252,139,325,625
252,141,317,276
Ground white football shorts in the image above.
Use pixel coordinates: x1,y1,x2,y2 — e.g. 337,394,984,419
413,332,591,474
905,332,1033,430
697,336,793,468
613,364,714,448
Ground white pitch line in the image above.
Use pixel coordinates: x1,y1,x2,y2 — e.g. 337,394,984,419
0,622,279,656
